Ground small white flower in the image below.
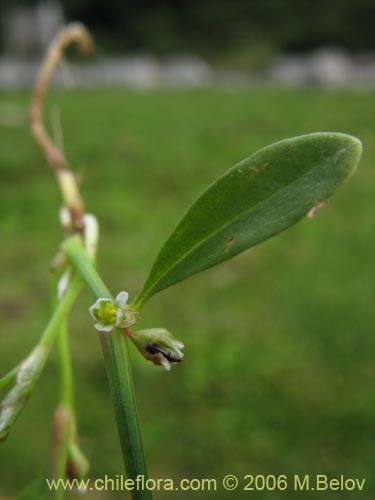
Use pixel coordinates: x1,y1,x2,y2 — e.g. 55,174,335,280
89,298,116,332
89,291,139,333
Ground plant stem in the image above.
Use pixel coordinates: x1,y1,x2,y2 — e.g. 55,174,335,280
50,273,92,498
62,236,152,500
40,275,82,350
50,404,72,500
51,274,76,407
0,276,82,441
55,319,74,408
0,365,20,391
30,23,94,231
52,304,74,499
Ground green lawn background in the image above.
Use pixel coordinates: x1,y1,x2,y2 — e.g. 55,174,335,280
0,89,373,499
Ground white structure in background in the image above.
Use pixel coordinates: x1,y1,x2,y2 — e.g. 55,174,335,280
3,0,64,56
269,48,356,87
0,3,374,89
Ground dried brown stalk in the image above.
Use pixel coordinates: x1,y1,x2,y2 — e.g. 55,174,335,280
29,23,94,231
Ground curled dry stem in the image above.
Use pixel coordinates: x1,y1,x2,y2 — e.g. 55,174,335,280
29,23,94,231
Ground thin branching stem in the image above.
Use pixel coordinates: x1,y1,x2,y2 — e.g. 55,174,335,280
50,287,75,497
0,276,82,441
55,320,74,408
28,24,152,498
0,365,20,391
63,236,152,500
28,24,93,492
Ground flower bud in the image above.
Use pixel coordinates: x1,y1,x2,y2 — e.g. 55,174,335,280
0,346,47,440
129,328,184,371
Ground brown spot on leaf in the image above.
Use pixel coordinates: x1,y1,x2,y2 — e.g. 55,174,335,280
307,200,328,219
226,235,236,247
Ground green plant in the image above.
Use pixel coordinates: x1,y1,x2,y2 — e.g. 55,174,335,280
0,24,362,499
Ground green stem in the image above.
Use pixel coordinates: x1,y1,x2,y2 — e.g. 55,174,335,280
51,273,76,408
51,278,75,499
0,275,82,441
0,365,20,391
40,275,82,350
50,274,90,496
62,236,152,500
50,405,72,500
55,319,74,408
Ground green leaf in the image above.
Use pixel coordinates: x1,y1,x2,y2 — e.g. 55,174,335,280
134,132,362,307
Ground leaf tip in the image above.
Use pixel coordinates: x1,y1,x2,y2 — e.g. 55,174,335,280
332,132,362,173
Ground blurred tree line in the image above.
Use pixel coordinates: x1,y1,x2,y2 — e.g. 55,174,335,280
1,0,375,60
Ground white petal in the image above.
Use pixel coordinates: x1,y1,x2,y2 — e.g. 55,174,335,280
115,291,129,308
160,357,171,371
94,322,114,332
116,307,125,325
89,305,98,320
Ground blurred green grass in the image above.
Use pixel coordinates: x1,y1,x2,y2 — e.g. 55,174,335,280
0,88,373,499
